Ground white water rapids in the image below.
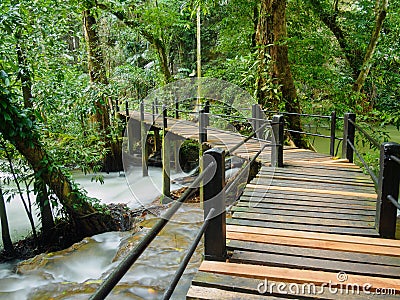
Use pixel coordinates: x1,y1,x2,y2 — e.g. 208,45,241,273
0,167,204,299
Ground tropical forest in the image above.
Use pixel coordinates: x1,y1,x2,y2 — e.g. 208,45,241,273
0,0,399,298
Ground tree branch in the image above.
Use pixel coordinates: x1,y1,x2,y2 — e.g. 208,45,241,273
307,0,361,78
353,0,388,92
96,2,172,82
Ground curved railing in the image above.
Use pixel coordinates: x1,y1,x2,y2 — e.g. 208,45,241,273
92,100,280,299
104,99,400,300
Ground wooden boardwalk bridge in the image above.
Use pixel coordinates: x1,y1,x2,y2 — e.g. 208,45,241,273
92,102,400,299
188,149,400,299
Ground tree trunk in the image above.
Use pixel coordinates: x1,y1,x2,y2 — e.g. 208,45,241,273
353,0,388,93
0,92,110,239
83,9,123,172
255,0,278,109
307,0,362,79
15,37,33,109
0,185,15,254
308,0,388,93
35,180,55,241
15,34,56,239
153,37,173,83
252,3,259,49
257,0,309,148
96,3,173,83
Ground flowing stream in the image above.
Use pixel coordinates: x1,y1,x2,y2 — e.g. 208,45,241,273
0,167,204,299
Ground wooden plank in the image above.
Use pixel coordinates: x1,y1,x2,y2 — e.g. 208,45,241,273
252,179,376,193
236,201,376,216
242,189,376,204
283,162,363,172
241,189,376,203
226,232,400,257
227,225,400,248
231,212,374,228
230,250,400,278
190,271,390,300
227,218,379,237
256,170,370,181
284,160,361,168
187,285,292,300
227,240,400,267
231,206,374,222
198,261,400,291
258,170,372,185
260,166,369,179
257,174,374,187
246,184,377,199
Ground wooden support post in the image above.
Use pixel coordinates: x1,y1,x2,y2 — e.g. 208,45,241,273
175,97,179,119
342,113,356,163
152,101,155,123
271,115,284,167
252,104,260,139
162,105,171,201
125,100,129,117
140,101,148,177
203,148,226,261
199,109,207,144
375,142,400,238
204,101,210,127
155,98,159,115
330,111,336,157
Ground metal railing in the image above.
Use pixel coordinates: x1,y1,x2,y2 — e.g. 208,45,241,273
375,143,400,238
90,162,215,300
93,99,284,299
263,109,341,157
341,113,400,238
110,98,400,296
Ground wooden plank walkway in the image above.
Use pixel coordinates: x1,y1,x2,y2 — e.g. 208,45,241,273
126,112,400,299
187,146,400,298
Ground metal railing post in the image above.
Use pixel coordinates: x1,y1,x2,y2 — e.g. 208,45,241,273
175,97,179,119
152,101,156,123
271,115,284,167
330,111,336,157
202,148,226,261
252,104,260,139
199,109,207,144
115,99,120,113
155,98,159,115
342,112,356,163
140,101,148,177
375,142,400,238
162,105,170,201
204,101,210,127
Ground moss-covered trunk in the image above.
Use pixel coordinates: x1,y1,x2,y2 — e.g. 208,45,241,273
256,0,309,148
0,185,15,254
0,92,110,239
83,9,123,172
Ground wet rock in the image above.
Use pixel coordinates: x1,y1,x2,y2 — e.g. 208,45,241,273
16,238,92,275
